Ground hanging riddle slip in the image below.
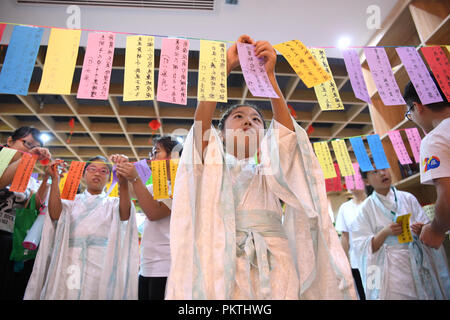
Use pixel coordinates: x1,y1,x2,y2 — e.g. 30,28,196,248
169,159,179,198
77,32,115,100
325,163,342,192
364,47,405,106
331,139,355,177
353,162,365,190
311,49,345,111
134,159,152,183
404,127,421,163
420,46,450,102
0,148,18,178
342,49,371,104
124,35,155,101
273,40,331,88
197,40,227,102
344,174,355,190
151,160,169,200
9,153,38,193
349,137,374,172
61,161,86,200
38,28,81,95
0,25,44,95
156,38,189,105
396,47,443,105
313,141,337,179
236,42,278,98
0,24,6,42
396,213,413,244
366,134,390,170
387,130,412,165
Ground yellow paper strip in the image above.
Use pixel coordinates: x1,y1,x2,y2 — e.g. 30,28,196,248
396,213,413,244
151,160,169,200
313,141,337,179
0,148,18,178
273,40,331,88
38,28,81,94
58,172,68,193
123,35,155,101
169,159,179,198
331,139,355,177
198,40,227,102
311,49,345,111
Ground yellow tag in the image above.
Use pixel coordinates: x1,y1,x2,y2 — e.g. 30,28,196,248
198,40,227,102
310,49,345,111
313,141,337,179
273,40,331,88
169,159,179,198
331,139,355,177
38,28,81,94
151,160,169,200
0,148,18,178
123,35,155,101
58,172,68,193
396,213,413,244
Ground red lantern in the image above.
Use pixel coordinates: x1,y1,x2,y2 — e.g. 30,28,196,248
307,125,314,136
287,105,297,119
149,119,161,131
66,118,75,144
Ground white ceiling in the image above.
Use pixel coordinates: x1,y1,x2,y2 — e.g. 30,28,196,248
0,0,399,57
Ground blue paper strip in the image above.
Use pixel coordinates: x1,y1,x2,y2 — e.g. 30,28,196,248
349,136,374,172
366,134,390,170
0,25,44,95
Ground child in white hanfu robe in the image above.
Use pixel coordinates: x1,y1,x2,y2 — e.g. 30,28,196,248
24,156,139,300
165,35,356,300
351,166,450,300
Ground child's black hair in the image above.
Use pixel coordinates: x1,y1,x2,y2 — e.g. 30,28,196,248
403,72,449,111
8,126,43,147
217,103,267,131
153,136,183,157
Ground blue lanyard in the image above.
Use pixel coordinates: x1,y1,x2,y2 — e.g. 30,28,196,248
371,187,399,222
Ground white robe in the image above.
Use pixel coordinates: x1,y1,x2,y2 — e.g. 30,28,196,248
24,190,139,300
352,188,450,300
166,118,356,300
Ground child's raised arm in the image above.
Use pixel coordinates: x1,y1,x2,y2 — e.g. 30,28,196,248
194,34,255,158
254,40,294,131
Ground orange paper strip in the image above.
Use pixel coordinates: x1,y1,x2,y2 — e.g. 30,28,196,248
61,161,86,200
9,153,38,193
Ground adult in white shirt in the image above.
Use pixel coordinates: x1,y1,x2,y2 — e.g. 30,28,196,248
116,136,182,300
335,188,367,299
403,76,450,249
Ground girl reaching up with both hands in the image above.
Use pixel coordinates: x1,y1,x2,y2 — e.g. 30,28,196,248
165,35,357,300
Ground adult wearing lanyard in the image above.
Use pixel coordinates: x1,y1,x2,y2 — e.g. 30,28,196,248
351,165,449,300
0,127,51,300
403,76,450,249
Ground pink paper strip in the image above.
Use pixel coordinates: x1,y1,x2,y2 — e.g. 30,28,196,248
353,162,365,190
77,32,115,100
404,127,422,163
344,174,355,190
396,47,443,105
0,24,6,42
388,130,412,165
364,47,405,106
237,42,278,98
156,38,189,105
342,49,371,104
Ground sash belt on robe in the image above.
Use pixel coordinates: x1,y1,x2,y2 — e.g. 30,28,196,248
68,236,109,299
235,209,287,299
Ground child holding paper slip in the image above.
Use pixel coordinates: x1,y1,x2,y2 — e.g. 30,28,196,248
165,35,356,300
24,155,139,300
351,164,450,300
113,136,182,300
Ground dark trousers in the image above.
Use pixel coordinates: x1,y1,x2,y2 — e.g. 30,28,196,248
138,275,167,300
0,230,34,300
352,268,366,300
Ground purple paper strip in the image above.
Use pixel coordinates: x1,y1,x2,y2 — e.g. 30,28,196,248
237,42,278,98
404,127,421,163
388,130,412,165
364,47,405,106
106,165,118,196
342,49,371,104
396,47,443,105
134,159,152,183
